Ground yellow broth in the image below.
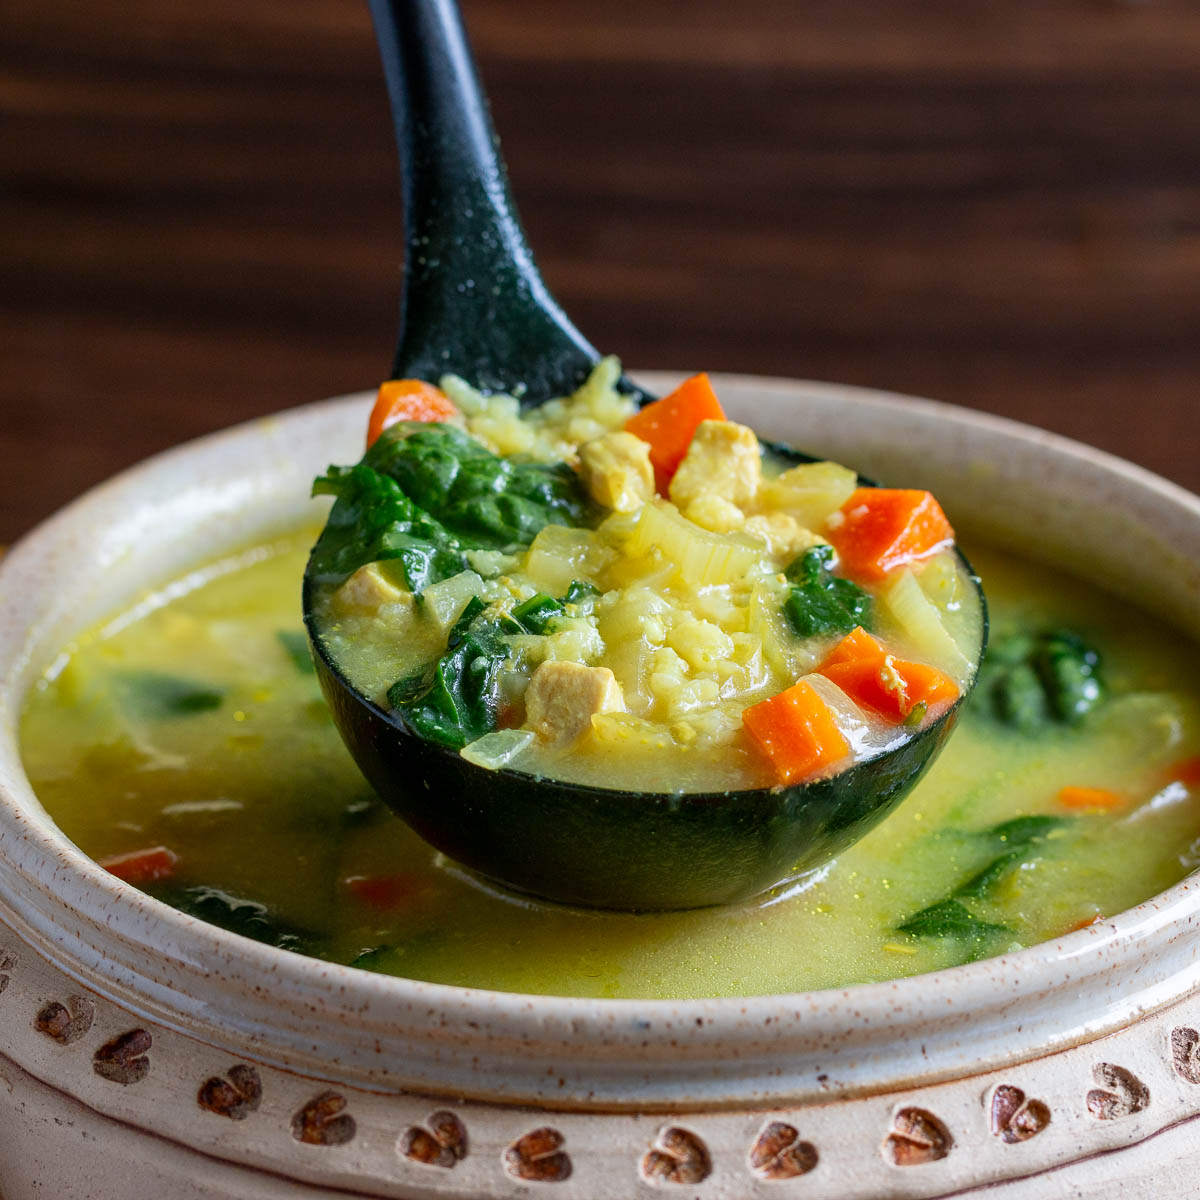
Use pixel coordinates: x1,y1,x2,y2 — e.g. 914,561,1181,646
19,532,1200,998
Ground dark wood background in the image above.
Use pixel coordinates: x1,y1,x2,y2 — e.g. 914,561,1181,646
4,0,1199,542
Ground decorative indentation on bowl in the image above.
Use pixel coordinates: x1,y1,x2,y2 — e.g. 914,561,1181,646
34,995,94,1045
92,1028,151,1085
642,1125,712,1185
989,1084,1051,1142
0,948,16,993
399,1109,468,1168
749,1120,818,1179
1086,1063,1149,1120
290,1090,356,1146
883,1107,952,1166
197,1064,262,1121
504,1127,571,1183
1170,1027,1200,1085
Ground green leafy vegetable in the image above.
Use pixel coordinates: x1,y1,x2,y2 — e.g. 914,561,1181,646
389,575,609,746
309,462,469,592
1039,631,1104,721
387,596,510,750
782,544,873,638
896,899,1010,944
986,814,1070,846
562,578,601,609
952,815,1072,899
366,424,591,549
952,853,1023,900
113,671,224,717
899,813,1072,949
276,630,316,675
979,630,1105,732
309,424,592,593
349,945,394,972
153,885,314,953
514,580,603,633
512,593,563,634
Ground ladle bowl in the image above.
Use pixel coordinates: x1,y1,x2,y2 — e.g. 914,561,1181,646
301,0,986,909
305,567,976,911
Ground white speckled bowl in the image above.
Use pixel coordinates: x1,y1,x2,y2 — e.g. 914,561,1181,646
2,374,1200,1198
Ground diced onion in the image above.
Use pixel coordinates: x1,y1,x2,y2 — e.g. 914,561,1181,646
627,501,760,587
460,729,536,770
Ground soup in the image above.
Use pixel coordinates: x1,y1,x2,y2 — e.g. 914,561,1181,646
20,533,1200,998
307,360,983,794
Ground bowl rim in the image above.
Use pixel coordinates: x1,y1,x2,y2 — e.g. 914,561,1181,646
1,370,1199,1109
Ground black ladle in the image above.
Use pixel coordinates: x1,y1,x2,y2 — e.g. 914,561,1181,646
302,0,984,911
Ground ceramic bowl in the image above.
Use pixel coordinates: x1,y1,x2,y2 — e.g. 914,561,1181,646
2,374,1200,1199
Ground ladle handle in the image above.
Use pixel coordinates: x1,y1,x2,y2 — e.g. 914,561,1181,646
368,0,600,399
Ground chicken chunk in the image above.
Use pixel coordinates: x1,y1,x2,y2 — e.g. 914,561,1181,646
332,562,414,617
679,493,746,534
523,660,626,746
577,431,656,512
669,420,761,513
743,512,827,560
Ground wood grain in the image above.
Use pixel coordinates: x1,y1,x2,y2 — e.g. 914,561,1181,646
2,0,1198,540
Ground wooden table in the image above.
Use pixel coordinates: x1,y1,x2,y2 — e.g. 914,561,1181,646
3,0,1198,542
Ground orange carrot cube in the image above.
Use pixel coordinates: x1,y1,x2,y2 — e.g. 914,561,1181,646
1057,786,1126,810
742,678,851,785
820,626,886,668
624,372,726,492
100,845,179,885
818,634,960,725
826,488,954,580
344,872,437,912
367,379,460,447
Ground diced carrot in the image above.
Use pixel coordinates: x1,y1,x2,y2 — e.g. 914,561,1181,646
1066,912,1104,933
817,629,960,724
344,873,437,912
100,845,179,885
1166,756,1200,788
821,659,923,724
742,678,851,786
1057,786,1126,810
891,660,961,719
825,488,954,581
366,379,460,447
623,372,726,492
820,626,886,669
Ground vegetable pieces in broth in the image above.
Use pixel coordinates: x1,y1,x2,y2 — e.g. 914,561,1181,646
309,361,984,793
20,538,1200,995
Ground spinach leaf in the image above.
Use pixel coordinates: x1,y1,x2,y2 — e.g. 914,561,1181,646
896,899,1010,944
387,597,510,750
902,814,1072,941
512,592,563,634
309,424,592,592
513,579,603,633
153,884,315,953
952,814,1070,898
113,671,224,717
986,814,1070,846
953,851,1024,900
310,462,467,591
363,424,592,550
1038,630,1104,722
276,630,316,675
783,544,873,638
348,944,394,972
562,578,601,609
979,630,1105,732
